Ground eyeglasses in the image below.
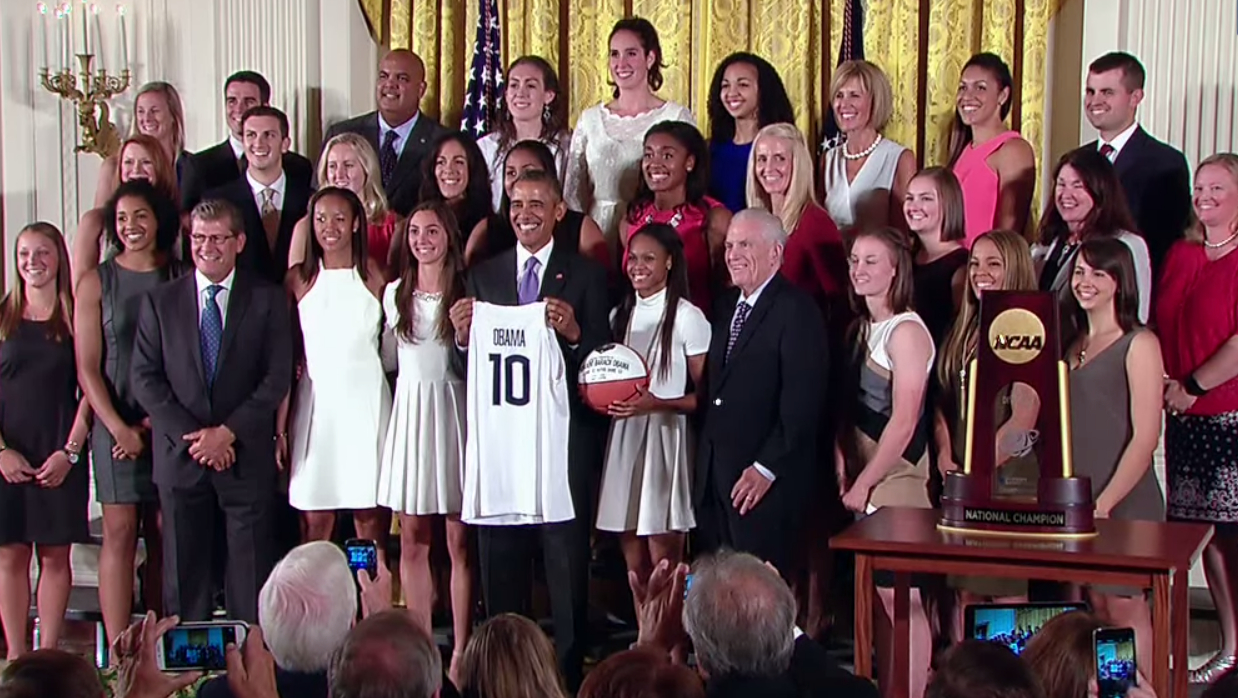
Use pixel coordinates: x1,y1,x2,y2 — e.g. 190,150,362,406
189,233,236,247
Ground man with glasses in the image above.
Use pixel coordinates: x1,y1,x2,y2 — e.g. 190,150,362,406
131,199,293,622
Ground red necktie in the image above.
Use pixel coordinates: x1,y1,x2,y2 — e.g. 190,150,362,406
1099,143,1115,160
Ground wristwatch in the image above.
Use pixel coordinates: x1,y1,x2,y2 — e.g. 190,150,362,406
62,440,81,465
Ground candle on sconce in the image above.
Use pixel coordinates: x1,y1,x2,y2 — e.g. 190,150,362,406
58,5,70,69
117,4,128,71
90,4,103,70
79,0,89,55
37,3,50,70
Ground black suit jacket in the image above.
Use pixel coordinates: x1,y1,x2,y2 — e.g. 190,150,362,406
130,270,293,489
695,273,828,510
181,140,314,212
203,170,314,285
1085,126,1192,272
323,111,445,217
706,636,877,698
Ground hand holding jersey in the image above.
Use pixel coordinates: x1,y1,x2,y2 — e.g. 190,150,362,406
450,296,580,347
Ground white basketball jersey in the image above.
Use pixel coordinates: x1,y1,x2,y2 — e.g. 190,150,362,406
463,302,574,525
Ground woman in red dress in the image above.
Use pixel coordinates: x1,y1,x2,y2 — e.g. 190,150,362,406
1155,153,1238,685
618,122,730,315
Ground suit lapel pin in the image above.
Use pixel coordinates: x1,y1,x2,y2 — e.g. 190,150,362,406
555,273,564,280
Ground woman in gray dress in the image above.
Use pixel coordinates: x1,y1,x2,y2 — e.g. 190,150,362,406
74,179,185,646
1065,237,1166,677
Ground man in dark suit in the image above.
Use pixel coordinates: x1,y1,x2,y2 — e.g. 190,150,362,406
1084,51,1192,274
448,170,609,690
131,199,293,623
181,71,314,212
203,106,313,285
323,49,444,217
695,209,827,579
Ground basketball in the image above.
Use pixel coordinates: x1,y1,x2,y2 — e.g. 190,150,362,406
578,343,651,415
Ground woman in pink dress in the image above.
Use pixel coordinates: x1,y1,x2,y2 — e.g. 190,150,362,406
947,53,1036,246
618,122,730,315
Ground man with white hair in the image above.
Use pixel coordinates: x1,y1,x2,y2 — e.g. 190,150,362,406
198,541,356,698
694,209,828,578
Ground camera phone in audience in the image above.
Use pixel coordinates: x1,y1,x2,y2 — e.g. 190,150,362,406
964,602,1088,655
1094,627,1138,698
344,538,379,579
155,621,248,672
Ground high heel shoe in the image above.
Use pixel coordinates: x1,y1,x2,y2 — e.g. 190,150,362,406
1189,652,1237,684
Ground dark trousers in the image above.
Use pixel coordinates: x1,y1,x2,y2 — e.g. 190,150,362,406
159,468,274,623
696,472,801,582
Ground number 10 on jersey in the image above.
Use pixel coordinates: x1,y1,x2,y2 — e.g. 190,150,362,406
488,353,531,406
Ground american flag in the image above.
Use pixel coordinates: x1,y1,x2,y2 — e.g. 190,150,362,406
461,0,504,137
822,0,866,149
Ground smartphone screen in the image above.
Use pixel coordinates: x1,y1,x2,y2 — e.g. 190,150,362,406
965,603,1087,655
683,573,694,600
345,539,378,578
1095,628,1137,698
160,624,240,671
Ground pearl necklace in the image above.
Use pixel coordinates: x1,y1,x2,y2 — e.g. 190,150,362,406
842,134,883,161
1203,229,1238,249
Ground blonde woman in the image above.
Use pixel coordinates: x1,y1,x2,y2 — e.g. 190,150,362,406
95,82,188,208
289,133,401,277
457,614,569,698
820,60,916,233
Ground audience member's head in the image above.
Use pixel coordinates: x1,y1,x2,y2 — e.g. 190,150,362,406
0,649,104,698
926,640,1045,698
258,541,357,674
1202,667,1238,698
682,551,796,680
456,613,568,698
578,648,705,698
1021,611,1106,698
329,610,442,698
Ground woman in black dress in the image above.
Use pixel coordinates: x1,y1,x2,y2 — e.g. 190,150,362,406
74,179,184,645
0,223,90,658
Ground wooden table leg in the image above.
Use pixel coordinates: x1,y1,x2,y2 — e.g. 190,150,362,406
1152,573,1171,698
894,572,911,698
854,553,873,679
1172,567,1190,698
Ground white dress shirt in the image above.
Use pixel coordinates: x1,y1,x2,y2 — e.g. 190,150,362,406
379,112,420,158
515,238,555,294
1098,121,1139,162
229,135,244,160
732,272,779,482
247,171,287,214
195,269,236,329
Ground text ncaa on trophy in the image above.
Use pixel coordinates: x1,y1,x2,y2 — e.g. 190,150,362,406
939,290,1096,537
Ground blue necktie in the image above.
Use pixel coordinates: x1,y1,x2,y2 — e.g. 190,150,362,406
726,301,751,361
379,130,399,188
200,285,224,386
518,257,541,305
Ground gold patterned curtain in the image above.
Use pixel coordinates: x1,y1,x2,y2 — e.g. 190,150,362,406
360,0,1064,172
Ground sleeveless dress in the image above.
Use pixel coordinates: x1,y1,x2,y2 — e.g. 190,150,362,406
708,140,753,213
92,260,186,504
1070,330,1165,521
478,131,573,212
596,290,711,535
565,101,695,243
625,199,719,314
821,137,907,231
289,267,391,511
0,320,88,545
377,285,466,516
913,248,968,347
952,130,1024,247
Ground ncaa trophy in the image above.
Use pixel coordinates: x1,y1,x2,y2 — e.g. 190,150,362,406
938,291,1095,536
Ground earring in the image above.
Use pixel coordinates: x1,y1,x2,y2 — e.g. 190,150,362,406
542,103,552,124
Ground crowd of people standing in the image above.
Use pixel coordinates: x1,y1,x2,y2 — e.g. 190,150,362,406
0,15,1235,698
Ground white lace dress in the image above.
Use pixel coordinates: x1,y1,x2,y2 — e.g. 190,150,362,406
564,101,695,243
478,131,572,211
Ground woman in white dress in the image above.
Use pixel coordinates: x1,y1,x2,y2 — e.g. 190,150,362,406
820,60,917,234
478,56,572,212
565,17,695,247
377,200,472,667
596,222,709,601
283,187,390,547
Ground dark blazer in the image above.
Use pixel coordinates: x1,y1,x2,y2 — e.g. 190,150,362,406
323,111,444,217
1085,126,1192,272
695,273,828,529
130,270,293,489
181,140,314,212
706,636,877,698
203,169,314,285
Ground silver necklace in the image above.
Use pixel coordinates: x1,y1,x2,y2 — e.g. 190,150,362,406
843,134,883,161
1203,229,1238,249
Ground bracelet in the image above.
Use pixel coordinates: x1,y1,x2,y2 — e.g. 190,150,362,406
1184,375,1209,397
64,439,81,454
274,432,288,441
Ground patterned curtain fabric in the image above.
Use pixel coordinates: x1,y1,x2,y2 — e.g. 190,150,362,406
360,0,1062,171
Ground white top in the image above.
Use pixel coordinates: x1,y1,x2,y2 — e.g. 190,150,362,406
194,269,235,327
229,136,244,159
1097,121,1139,161
821,137,907,228
478,131,573,211
564,101,695,240
378,112,420,157
1032,230,1153,323
622,289,711,399
247,171,287,213
867,311,935,374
